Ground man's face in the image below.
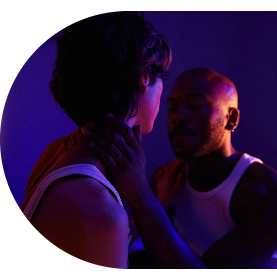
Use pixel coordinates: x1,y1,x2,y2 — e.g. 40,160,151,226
167,74,228,159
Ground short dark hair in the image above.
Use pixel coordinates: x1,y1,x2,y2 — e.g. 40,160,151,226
49,12,172,127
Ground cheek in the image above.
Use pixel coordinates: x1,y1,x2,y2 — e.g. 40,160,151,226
150,85,163,115
139,80,163,134
153,95,161,114
146,99,160,127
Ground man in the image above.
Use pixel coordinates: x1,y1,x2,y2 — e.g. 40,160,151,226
150,68,277,268
153,68,242,213
86,68,277,268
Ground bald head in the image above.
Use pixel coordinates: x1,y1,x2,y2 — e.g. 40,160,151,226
167,68,240,158
172,68,238,108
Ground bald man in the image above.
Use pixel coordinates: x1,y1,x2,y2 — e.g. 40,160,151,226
150,68,277,268
85,68,277,268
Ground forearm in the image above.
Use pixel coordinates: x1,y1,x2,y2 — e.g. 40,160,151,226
201,219,277,269
128,188,206,269
201,190,277,269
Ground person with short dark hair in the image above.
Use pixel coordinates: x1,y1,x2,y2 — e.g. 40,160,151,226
50,12,171,130
21,12,171,269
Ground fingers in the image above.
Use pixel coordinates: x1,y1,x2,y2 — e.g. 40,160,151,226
132,125,143,148
89,133,131,167
82,114,144,167
89,142,117,172
106,113,140,150
84,114,143,153
90,125,135,160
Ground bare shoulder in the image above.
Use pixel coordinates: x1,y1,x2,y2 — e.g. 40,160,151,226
246,161,277,187
232,161,277,225
34,175,128,223
31,175,129,268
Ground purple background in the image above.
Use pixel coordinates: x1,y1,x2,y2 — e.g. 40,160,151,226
1,11,277,207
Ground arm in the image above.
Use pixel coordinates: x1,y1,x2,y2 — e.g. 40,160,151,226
85,114,206,268
151,162,277,269
126,185,205,268
150,163,277,269
85,115,277,268
149,165,162,196
151,161,277,268
31,176,129,268
201,166,277,268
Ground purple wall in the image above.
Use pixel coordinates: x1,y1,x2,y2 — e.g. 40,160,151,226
1,39,77,205
1,11,277,207
143,11,277,179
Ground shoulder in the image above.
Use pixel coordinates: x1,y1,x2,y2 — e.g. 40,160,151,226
231,161,277,224
241,161,277,191
31,175,129,267
39,175,128,227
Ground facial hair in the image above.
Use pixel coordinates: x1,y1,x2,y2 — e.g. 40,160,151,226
172,110,226,160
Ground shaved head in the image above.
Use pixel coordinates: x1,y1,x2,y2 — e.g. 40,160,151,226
173,68,238,109
167,68,239,159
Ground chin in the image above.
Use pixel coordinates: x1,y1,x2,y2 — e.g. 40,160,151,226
142,128,152,135
174,148,219,160
172,145,202,160
174,151,194,160
141,124,154,135
171,144,192,159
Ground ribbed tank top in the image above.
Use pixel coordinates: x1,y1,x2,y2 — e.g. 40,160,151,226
173,153,263,257
23,164,124,220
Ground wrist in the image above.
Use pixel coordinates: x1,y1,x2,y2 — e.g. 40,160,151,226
126,185,156,209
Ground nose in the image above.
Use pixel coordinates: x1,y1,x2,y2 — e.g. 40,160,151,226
170,104,191,125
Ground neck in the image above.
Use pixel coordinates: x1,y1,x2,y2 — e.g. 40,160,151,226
185,144,241,192
79,127,108,178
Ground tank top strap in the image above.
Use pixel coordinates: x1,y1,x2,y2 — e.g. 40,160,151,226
23,164,123,220
175,153,263,257
185,153,263,199
222,153,263,191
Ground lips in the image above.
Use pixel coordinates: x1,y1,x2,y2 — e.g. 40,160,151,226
169,127,196,141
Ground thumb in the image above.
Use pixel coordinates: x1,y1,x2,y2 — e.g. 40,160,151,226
175,165,186,189
132,125,143,148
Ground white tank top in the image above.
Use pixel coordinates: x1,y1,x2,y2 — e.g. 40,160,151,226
23,164,124,220
23,163,131,268
174,154,260,256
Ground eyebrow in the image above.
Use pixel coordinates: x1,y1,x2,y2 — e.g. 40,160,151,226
167,93,205,101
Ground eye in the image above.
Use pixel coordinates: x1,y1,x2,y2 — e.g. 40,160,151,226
187,95,207,108
167,99,178,112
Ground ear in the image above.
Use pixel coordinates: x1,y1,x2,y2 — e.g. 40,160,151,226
139,73,150,93
225,107,240,132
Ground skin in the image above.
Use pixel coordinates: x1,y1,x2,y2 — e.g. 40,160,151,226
167,68,238,161
25,74,163,269
152,68,277,267
26,129,129,268
163,68,240,196
86,114,206,268
86,68,277,268
127,75,163,134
